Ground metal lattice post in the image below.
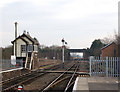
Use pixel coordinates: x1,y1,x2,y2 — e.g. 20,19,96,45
61,38,65,69
90,56,92,76
62,43,64,68
96,57,97,75
109,57,110,77
111,57,112,77
115,57,116,77
106,57,108,77
117,57,119,77
113,57,114,77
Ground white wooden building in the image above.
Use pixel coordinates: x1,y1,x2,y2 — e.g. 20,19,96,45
11,31,39,65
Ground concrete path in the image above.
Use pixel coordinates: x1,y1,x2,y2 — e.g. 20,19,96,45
73,76,119,92
73,77,89,92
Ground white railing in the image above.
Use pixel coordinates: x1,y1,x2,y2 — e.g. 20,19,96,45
89,56,120,77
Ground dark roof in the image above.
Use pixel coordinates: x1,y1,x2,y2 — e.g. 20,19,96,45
20,37,28,44
11,33,39,45
101,42,116,50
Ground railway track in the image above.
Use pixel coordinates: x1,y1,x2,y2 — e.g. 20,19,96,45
1,62,65,92
1,61,75,92
42,62,80,92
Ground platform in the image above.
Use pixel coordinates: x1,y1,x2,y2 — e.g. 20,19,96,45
0,67,29,81
73,76,119,92
0,67,23,73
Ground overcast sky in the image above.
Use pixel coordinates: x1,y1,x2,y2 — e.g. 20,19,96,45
0,0,119,49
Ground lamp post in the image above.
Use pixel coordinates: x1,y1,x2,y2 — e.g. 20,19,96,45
61,38,67,68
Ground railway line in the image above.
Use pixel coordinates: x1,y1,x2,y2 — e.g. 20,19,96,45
1,61,76,92
1,62,64,91
1,60,89,92
42,62,80,92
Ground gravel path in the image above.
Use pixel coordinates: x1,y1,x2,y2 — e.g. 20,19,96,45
23,61,75,91
24,73,60,91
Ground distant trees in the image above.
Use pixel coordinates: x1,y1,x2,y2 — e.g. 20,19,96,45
88,31,119,57
101,35,115,44
101,31,119,44
1,44,70,60
2,45,13,59
115,32,120,44
84,48,91,58
100,31,120,56
115,32,120,56
90,39,106,56
84,39,106,57
38,45,70,60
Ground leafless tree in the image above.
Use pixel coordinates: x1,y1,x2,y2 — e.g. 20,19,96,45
101,31,119,44
115,32,120,44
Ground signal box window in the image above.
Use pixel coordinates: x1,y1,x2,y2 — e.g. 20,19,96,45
27,45,33,52
21,45,26,52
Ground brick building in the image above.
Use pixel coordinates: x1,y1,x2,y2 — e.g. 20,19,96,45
101,42,118,57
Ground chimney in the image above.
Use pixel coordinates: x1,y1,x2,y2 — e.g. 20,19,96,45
27,31,29,35
15,22,18,39
23,30,26,34
14,22,18,56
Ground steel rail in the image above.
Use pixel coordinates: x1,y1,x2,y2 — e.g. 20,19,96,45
42,64,75,92
50,76,70,88
2,72,45,92
1,62,63,86
0,71,36,86
64,64,79,92
1,62,62,85
2,62,64,92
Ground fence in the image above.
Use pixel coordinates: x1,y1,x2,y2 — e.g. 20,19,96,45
89,56,120,77
0,59,23,71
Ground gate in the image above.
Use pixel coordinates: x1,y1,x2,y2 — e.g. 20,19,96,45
89,56,120,77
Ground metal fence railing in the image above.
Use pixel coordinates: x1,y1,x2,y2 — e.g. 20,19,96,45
0,59,23,71
89,56,120,77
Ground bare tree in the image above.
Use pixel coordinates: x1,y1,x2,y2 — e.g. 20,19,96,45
101,31,118,44
39,44,47,49
101,36,114,44
115,32,120,44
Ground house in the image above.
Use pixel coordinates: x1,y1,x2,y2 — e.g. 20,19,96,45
11,31,39,69
101,42,118,57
